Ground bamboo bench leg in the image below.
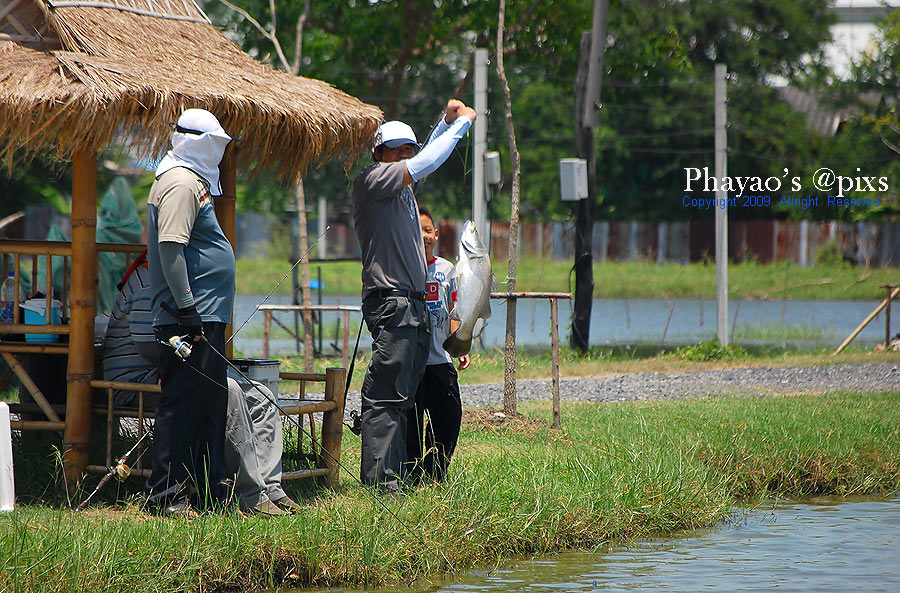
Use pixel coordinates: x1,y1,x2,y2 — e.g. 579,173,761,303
319,367,347,489
1,352,62,423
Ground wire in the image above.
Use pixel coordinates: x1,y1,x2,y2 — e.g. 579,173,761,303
599,102,716,111
169,337,455,572
610,147,714,155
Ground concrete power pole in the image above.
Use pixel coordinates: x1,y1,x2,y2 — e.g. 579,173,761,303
473,48,489,241
714,64,729,345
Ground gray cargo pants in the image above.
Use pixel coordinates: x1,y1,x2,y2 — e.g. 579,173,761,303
360,294,429,490
224,373,287,510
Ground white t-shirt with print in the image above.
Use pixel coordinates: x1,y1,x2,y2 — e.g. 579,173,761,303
425,256,457,366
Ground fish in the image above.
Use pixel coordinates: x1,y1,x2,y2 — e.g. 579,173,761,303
443,221,497,357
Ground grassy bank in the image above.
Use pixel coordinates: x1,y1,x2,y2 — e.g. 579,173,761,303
2,391,899,592
236,257,900,300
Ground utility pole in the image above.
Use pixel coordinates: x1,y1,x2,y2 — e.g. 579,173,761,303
572,0,607,352
473,48,489,242
317,195,328,259
714,64,729,345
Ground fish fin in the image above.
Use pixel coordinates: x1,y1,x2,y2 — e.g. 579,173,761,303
449,306,459,321
478,296,492,320
490,274,500,292
472,318,487,339
442,333,472,357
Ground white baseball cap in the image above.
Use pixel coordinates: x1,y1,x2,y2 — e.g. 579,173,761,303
375,121,420,149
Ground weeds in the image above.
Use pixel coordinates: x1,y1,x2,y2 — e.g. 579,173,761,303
673,340,749,362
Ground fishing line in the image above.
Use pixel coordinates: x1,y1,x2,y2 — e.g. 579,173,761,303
156,306,454,571
75,430,152,511
226,225,332,345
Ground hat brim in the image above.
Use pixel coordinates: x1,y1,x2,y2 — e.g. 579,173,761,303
382,139,420,149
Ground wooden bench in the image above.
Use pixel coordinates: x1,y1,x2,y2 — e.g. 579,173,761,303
8,367,347,489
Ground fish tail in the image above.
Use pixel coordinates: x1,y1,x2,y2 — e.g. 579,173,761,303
442,334,472,358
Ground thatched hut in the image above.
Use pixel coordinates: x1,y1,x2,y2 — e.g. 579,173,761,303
0,0,380,483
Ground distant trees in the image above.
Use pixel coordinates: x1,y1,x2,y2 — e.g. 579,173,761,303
5,0,896,224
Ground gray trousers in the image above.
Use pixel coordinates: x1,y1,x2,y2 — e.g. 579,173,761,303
360,295,429,490
224,372,286,509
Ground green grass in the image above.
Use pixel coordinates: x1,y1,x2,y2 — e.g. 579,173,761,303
237,257,900,301
2,391,898,592
735,323,835,341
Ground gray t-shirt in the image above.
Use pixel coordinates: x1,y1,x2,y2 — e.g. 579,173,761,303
352,161,427,297
147,167,235,326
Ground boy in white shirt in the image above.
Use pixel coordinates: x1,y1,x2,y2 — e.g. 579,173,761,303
406,207,469,483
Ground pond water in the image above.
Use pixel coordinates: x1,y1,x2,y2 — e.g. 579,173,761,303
232,295,891,357
301,495,899,593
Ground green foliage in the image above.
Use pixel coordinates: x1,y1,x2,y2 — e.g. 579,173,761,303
814,238,846,267
674,340,748,361
0,155,72,219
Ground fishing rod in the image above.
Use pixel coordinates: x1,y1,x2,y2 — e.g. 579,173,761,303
159,303,454,571
226,225,332,345
75,430,152,512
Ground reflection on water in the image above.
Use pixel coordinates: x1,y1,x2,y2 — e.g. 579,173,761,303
303,495,899,593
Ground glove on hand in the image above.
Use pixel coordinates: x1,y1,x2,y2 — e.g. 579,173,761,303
177,305,204,341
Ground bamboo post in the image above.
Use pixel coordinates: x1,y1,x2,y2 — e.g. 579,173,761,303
216,146,237,359
883,284,897,347
833,286,900,354
137,391,145,472
550,297,560,429
319,367,347,489
105,387,113,467
263,310,272,359
63,149,98,486
341,310,350,369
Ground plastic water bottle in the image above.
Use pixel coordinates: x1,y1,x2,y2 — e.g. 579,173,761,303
0,271,16,325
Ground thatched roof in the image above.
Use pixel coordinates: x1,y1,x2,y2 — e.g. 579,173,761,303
0,0,382,181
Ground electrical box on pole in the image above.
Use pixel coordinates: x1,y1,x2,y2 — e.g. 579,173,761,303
484,151,501,186
560,159,588,201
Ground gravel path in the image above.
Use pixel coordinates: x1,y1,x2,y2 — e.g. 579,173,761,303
342,362,899,414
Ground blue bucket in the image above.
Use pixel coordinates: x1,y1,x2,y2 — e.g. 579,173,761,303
20,299,61,343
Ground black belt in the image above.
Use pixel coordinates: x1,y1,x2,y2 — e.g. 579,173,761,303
365,288,426,302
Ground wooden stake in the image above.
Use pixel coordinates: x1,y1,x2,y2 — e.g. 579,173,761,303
320,367,347,489
834,287,900,354
550,298,560,429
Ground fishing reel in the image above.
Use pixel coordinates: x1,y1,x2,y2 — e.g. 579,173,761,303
168,335,193,359
347,409,362,436
114,461,131,482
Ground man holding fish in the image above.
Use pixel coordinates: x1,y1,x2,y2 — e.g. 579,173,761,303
352,99,475,493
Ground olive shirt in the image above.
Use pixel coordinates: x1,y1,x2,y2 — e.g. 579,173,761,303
351,161,427,297
146,167,235,327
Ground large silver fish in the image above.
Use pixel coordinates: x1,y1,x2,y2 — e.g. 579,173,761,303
443,221,497,357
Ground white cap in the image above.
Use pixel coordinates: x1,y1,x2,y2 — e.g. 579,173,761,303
175,108,232,141
375,120,420,149
156,108,232,196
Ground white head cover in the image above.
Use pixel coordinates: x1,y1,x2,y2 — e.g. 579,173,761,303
156,109,232,196
375,120,420,149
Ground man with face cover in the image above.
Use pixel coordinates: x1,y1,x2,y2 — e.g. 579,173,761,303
144,108,235,515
